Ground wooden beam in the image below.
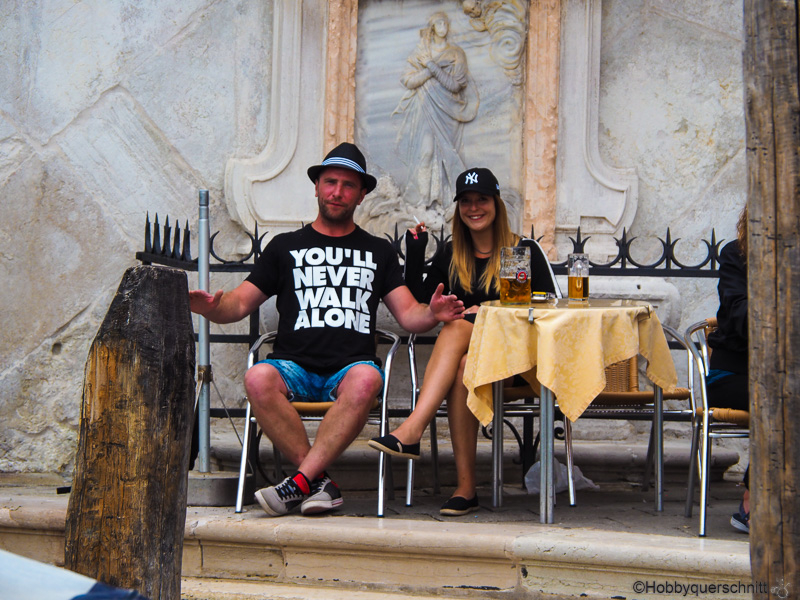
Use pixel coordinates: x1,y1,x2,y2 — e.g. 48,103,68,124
744,0,800,593
64,266,196,600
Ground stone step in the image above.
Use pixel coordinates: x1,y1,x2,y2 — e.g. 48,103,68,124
181,577,480,600
0,431,750,600
0,470,751,600
175,508,750,600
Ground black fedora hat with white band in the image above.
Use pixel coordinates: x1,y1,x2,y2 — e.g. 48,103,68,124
307,142,377,193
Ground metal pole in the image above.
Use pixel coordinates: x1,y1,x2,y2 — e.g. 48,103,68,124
197,190,211,472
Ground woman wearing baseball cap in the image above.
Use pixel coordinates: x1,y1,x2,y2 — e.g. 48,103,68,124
369,167,519,516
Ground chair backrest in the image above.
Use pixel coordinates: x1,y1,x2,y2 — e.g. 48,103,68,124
589,325,691,408
683,318,748,425
585,357,642,406
684,319,713,407
701,317,717,375
604,356,639,393
519,238,562,298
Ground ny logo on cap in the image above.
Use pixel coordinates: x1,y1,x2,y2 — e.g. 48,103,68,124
465,172,478,185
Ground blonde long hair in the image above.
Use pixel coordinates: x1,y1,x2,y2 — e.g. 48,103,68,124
736,204,748,259
449,195,518,295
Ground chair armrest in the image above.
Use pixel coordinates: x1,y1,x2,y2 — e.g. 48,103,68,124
376,328,401,360
247,331,277,369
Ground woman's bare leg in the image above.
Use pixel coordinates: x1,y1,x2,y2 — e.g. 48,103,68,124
446,353,480,500
390,319,474,444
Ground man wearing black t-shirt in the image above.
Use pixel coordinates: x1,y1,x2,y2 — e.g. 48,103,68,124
190,143,464,517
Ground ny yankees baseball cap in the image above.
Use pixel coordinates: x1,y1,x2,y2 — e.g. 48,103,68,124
307,142,378,193
453,168,500,201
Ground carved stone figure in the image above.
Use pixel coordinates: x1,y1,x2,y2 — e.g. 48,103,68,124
393,12,479,209
462,0,527,85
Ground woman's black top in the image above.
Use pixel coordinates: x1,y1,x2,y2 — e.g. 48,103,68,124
707,240,748,374
404,230,496,311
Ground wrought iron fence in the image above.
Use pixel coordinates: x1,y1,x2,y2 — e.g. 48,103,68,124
137,213,724,279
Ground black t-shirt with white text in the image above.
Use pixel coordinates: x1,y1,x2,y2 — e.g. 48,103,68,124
245,224,405,373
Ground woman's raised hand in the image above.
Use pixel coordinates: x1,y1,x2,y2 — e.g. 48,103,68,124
408,220,427,240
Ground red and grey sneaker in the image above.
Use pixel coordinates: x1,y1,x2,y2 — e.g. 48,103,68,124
300,472,343,515
255,473,310,516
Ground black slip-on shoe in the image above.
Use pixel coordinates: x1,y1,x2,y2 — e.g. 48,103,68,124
440,495,480,516
367,434,420,460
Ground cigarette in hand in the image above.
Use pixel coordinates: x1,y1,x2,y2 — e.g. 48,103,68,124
412,216,420,239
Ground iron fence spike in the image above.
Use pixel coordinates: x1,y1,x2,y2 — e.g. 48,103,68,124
182,221,192,262
144,212,152,253
163,216,172,257
152,214,162,255
172,220,181,259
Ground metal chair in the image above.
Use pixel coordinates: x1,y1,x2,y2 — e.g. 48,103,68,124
683,318,749,536
518,237,562,299
234,328,402,517
561,323,693,505
405,237,563,502
403,336,545,502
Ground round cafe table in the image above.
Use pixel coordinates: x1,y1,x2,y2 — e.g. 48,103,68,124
463,298,678,524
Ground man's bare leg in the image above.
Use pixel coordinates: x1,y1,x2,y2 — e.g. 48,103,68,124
296,364,382,482
246,363,381,481
247,363,382,516
245,363,311,466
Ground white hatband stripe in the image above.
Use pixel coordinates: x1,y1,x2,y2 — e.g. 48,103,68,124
321,157,366,174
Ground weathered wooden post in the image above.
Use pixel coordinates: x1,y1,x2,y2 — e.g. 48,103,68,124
65,265,196,600
744,0,800,595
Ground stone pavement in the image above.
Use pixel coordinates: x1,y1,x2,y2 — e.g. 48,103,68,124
206,435,749,542
0,439,752,600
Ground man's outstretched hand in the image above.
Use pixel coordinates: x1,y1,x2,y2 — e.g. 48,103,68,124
189,289,223,316
429,283,465,323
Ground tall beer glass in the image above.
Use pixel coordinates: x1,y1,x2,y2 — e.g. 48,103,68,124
567,253,590,302
500,246,531,305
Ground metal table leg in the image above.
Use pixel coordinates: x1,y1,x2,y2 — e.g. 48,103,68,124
491,380,504,507
654,384,664,511
540,385,555,524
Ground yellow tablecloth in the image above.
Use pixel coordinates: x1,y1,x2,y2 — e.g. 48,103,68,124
463,299,678,424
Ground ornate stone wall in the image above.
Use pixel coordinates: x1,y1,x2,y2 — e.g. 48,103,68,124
0,1,274,473
595,0,745,336
0,0,746,474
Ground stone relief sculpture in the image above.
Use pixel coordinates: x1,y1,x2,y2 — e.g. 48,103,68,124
392,11,479,209
461,0,528,85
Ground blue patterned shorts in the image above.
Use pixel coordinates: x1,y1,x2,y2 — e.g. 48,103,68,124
256,359,384,403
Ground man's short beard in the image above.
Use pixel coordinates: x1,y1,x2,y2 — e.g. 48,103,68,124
319,202,357,224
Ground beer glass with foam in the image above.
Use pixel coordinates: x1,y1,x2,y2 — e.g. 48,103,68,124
500,246,531,305
567,253,590,302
